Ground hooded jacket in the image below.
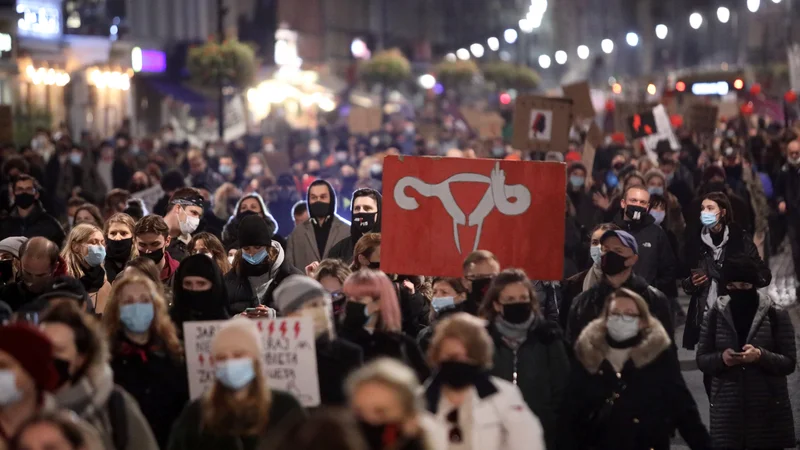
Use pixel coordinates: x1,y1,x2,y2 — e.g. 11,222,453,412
328,189,382,263
170,254,230,332
612,209,676,296
221,194,279,248
0,202,65,246
285,180,349,271
224,241,302,314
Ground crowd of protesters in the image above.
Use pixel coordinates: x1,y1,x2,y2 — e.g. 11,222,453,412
0,109,797,450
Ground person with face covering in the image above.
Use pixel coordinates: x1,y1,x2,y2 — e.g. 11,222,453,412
171,254,230,333
416,277,470,353
0,175,65,246
681,192,771,351
328,189,382,264
9,411,106,450
566,230,674,346
696,256,795,449
0,324,60,445
221,193,281,250
286,179,349,272
273,275,363,406
776,139,800,281
265,174,302,239
560,288,709,450
423,313,545,450
162,188,206,263
339,269,430,382
103,213,137,283
61,224,112,315
167,318,305,450
39,301,159,450
0,237,63,312
103,276,188,448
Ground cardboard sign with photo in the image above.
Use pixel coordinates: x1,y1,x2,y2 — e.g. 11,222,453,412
512,95,572,152
562,81,596,119
627,110,658,139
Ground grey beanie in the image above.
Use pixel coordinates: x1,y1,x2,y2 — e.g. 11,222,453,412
273,275,330,315
0,236,28,259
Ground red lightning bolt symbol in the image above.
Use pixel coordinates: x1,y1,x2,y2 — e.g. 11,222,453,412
294,321,301,338
633,114,641,132
198,354,204,366
257,321,263,332
268,321,275,336
644,125,653,135
279,321,288,337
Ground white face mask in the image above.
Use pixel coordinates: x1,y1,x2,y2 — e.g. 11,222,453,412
228,255,235,264
606,315,640,342
308,140,321,155
249,164,263,176
179,208,200,235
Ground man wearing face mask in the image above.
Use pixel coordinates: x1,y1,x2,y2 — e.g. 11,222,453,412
328,189,382,264
461,250,501,316
286,179,349,272
163,188,205,263
134,215,179,286
776,139,800,281
0,175,65,246
611,185,676,297
0,237,61,312
274,275,363,406
566,230,674,346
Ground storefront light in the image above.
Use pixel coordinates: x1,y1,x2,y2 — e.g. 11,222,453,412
25,65,70,86
88,68,132,91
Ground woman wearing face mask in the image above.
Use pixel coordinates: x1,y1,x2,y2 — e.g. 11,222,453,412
416,277,469,353
682,192,771,352
340,269,430,381
347,358,446,450
274,275,363,406
61,224,112,315
351,233,381,271
221,193,281,251
312,259,352,322
103,213,137,283
424,313,544,450
171,254,229,335
103,276,188,448
696,256,795,450
560,288,710,450
189,232,231,274
224,215,300,316
39,301,159,450
167,318,304,450
477,270,568,449
10,411,105,450
644,169,685,246
566,163,603,238
0,324,61,446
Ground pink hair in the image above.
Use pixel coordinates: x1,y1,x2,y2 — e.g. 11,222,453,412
343,269,402,332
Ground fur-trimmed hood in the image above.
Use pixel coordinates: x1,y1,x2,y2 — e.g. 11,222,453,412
574,316,671,374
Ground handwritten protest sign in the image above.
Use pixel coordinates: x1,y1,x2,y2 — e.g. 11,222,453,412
511,95,572,152
183,317,320,407
382,156,566,280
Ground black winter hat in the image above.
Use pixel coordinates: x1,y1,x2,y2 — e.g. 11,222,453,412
37,276,89,307
239,215,272,247
722,255,765,286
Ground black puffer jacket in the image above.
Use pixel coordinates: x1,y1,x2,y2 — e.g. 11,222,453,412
339,326,430,382
0,203,65,245
612,211,676,295
696,294,796,449
681,223,771,349
223,241,301,314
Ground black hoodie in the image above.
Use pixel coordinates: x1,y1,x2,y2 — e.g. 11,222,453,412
307,179,338,258
170,254,229,333
612,209,676,295
327,188,382,263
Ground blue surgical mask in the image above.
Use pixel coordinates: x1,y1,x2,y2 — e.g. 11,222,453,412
215,358,256,390
219,165,233,175
492,146,505,158
590,245,602,265
647,186,664,196
664,172,675,184
242,249,268,265
606,315,640,342
605,172,619,189
431,296,455,313
701,211,719,227
569,176,585,188
650,210,666,225
69,153,82,165
0,370,22,406
120,303,154,333
85,245,106,267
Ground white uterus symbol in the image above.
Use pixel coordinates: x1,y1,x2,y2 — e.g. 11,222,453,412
393,161,531,254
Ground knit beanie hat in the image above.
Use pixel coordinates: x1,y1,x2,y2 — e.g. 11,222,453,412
239,215,272,247
722,255,766,286
0,323,59,392
211,317,263,359
703,165,726,183
0,236,28,259
273,275,329,315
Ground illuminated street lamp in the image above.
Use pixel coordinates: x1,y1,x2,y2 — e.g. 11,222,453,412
456,48,470,60
470,43,485,58
602,39,614,53
747,0,760,12
655,24,668,40
487,37,500,51
504,28,518,44
689,12,703,29
538,54,551,69
577,45,590,60
717,7,730,23
625,33,639,47
555,50,567,64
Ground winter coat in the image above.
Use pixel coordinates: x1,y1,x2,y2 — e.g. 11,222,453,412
612,211,676,295
775,162,800,217
567,188,604,238
0,203,65,246
339,326,431,382
560,317,710,450
488,320,569,450
286,217,349,272
110,335,189,449
221,195,279,248
315,335,363,406
327,235,355,263
681,223,771,349
696,293,796,449
224,241,302,315
0,281,40,312
396,282,431,338
566,274,675,345
55,364,159,450
532,281,561,323
422,376,545,450
167,389,304,450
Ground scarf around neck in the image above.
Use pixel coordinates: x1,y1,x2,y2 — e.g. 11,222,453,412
494,315,536,349
700,225,729,309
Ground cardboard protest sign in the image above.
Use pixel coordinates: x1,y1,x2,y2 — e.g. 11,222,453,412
582,141,596,179
512,95,572,152
477,112,505,139
586,121,604,148
131,184,164,214
641,105,680,161
381,155,566,280
348,107,383,135
614,101,658,136
562,81,595,118
183,317,320,407
627,111,658,139
689,104,719,134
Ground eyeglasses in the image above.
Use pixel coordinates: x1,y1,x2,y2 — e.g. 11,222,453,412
608,313,640,323
446,409,462,443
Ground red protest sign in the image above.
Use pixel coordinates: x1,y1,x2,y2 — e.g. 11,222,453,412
381,156,566,280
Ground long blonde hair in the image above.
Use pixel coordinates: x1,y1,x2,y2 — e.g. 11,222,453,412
202,360,273,435
61,223,103,279
102,275,183,360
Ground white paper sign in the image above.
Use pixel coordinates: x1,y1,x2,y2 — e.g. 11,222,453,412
183,317,320,407
641,104,679,162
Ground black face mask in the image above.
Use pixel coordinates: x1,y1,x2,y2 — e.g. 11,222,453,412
601,251,630,276
180,289,217,317
358,420,401,450
368,261,380,270
53,357,73,388
612,162,625,171
14,193,36,209
0,259,13,283
106,238,132,262
437,361,483,389
141,248,164,265
501,303,532,324
724,165,743,179
624,205,648,221
80,265,106,293
465,277,493,313
351,212,377,237
342,301,369,330
309,201,330,218
728,288,758,302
